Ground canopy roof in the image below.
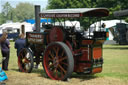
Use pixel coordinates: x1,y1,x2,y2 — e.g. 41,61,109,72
114,9,128,17
40,8,109,18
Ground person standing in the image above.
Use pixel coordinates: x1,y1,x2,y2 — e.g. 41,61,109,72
0,32,10,71
15,34,26,56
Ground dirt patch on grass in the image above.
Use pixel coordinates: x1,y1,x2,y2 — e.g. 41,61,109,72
4,70,127,85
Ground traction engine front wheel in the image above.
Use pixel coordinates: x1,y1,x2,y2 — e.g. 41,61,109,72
43,42,74,81
18,48,34,73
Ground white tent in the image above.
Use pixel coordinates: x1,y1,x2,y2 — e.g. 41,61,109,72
54,20,80,30
0,22,33,34
88,20,128,40
90,20,127,31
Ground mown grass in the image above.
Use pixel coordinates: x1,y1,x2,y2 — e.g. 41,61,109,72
96,45,128,82
0,42,128,84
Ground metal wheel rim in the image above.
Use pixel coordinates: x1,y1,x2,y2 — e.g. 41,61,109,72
18,49,32,72
43,44,69,80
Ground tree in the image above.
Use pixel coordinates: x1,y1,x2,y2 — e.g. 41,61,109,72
47,0,107,28
2,2,12,18
0,13,7,24
47,0,90,9
14,2,34,22
47,0,128,28
0,13,3,24
1,2,13,23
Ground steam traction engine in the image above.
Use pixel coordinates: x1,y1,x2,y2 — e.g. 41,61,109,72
18,8,109,80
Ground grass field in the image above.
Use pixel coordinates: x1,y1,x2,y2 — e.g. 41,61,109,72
0,42,128,85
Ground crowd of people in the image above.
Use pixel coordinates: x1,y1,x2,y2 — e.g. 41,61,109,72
0,23,44,71
0,32,26,71
0,24,27,71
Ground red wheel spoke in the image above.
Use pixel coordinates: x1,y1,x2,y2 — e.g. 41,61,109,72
53,47,59,57
48,57,53,61
48,63,55,68
60,69,64,78
54,68,58,78
61,50,64,57
18,49,33,73
44,42,74,80
59,56,67,62
58,64,66,74
60,62,68,66
49,51,54,59
24,58,30,63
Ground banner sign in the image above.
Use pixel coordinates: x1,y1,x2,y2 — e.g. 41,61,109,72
27,33,44,44
39,13,82,18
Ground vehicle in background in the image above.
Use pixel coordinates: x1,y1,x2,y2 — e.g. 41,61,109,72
114,9,128,45
0,22,33,40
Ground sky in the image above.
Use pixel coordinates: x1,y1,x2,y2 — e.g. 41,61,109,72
0,0,48,12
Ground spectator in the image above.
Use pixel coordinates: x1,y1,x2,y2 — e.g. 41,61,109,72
15,34,26,56
101,23,106,28
0,32,10,71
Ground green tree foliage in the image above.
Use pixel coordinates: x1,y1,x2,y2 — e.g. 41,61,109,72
0,2,34,24
14,2,34,22
48,0,128,15
47,0,93,9
0,2,13,24
47,0,128,28
0,12,7,24
47,0,105,28
2,2,13,19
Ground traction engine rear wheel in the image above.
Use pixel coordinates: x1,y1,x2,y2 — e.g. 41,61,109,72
43,42,74,81
18,48,34,73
